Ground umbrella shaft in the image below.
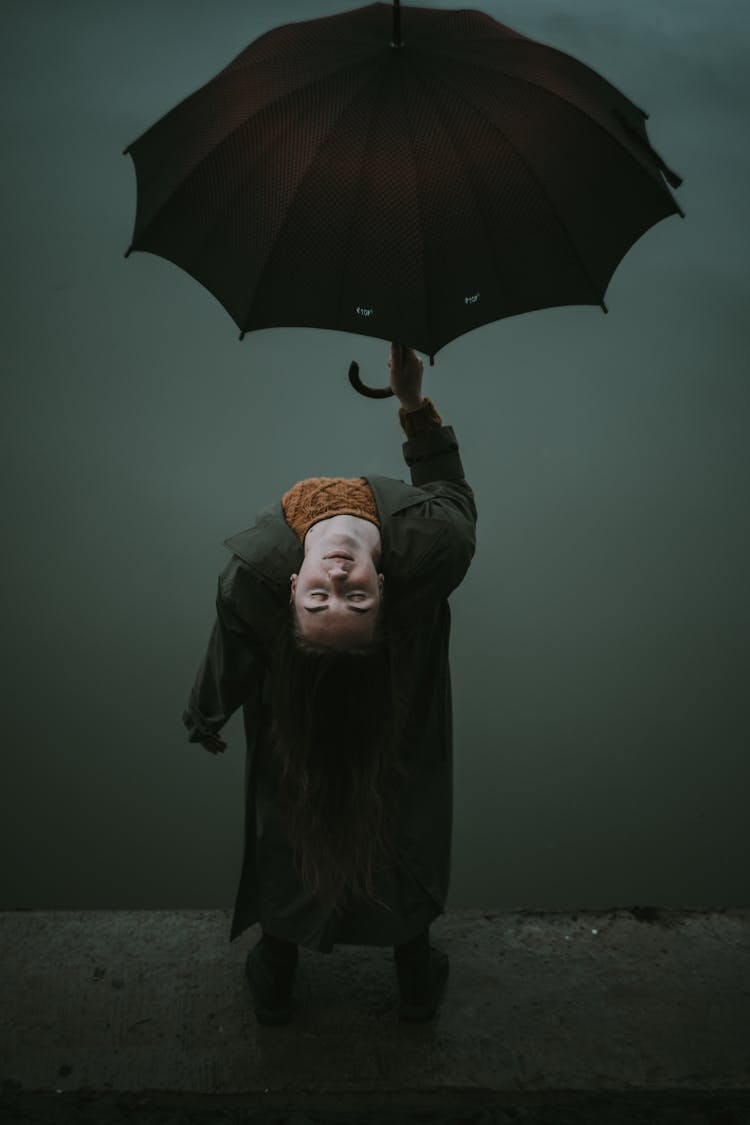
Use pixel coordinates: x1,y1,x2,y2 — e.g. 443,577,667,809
392,0,402,48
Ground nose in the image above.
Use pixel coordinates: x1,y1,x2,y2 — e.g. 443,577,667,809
328,562,348,578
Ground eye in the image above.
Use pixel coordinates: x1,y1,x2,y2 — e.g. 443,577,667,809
309,591,366,599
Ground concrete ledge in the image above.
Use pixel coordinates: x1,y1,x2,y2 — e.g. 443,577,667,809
2,1089,750,1125
1,908,749,1117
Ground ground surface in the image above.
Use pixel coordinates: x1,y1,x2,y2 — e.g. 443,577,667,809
2,907,748,1123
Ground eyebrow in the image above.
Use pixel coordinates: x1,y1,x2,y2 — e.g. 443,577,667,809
303,605,373,615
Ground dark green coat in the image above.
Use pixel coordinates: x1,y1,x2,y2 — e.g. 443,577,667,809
183,424,477,952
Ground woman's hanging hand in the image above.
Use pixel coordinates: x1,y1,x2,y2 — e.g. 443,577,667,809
199,732,227,755
388,342,424,411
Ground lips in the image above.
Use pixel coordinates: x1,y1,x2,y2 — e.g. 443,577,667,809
324,552,353,560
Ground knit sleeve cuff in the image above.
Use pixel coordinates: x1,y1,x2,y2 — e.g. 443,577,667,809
398,396,443,437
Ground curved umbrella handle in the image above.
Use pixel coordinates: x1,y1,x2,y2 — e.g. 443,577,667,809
348,360,394,399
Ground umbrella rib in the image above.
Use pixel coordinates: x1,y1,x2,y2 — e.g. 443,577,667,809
396,63,434,353
406,58,504,311
240,64,387,334
130,54,379,281
410,57,607,311
333,66,392,339
496,38,680,188
425,38,682,206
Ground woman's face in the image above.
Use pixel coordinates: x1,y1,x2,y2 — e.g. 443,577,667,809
290,534,384,647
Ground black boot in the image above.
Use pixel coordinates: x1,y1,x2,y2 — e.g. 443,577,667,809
245,931,299,1025
394,928,449,1022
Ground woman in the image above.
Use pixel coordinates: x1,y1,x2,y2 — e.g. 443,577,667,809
182,343,477,1023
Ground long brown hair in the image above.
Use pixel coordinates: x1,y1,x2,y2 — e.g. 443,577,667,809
268,600,413,916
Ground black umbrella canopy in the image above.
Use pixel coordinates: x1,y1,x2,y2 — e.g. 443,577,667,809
124,1,683,388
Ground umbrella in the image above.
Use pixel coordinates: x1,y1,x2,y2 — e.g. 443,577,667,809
123,1,683,398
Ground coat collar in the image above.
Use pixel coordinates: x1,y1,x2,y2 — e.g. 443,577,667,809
222,474,443,590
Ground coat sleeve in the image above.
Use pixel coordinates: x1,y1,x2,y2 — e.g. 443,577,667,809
181,565,263,744
401,423,478,590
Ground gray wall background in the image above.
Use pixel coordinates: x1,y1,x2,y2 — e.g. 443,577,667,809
2,0,748,914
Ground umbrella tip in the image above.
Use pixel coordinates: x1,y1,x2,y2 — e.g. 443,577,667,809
239,330,246,341
124,246,132,258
